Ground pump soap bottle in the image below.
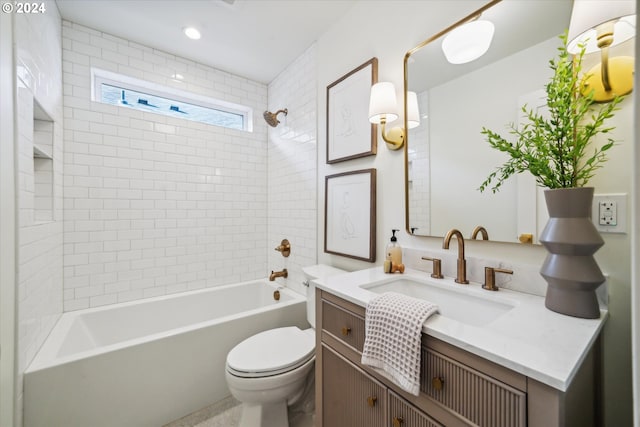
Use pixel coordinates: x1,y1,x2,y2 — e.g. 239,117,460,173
385,229,403,272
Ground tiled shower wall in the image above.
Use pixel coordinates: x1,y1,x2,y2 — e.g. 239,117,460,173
62,21,269,310
14,1,64,423
407,91,430,235
267,44,318,296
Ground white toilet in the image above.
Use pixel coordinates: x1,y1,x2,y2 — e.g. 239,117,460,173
225,264,346,427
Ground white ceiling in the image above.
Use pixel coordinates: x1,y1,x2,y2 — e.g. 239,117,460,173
55,0,357,84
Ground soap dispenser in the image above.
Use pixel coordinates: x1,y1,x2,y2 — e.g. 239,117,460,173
386,229,403,266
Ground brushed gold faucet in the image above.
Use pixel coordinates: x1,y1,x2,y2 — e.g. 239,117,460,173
443,229,469,284
483,266,513,291
421,256,443,279
274,239,291,257
269,268,288,281
471,225,489,240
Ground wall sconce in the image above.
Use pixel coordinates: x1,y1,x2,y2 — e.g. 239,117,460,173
441,16,495,64
567,0,635,102
368,82,420,150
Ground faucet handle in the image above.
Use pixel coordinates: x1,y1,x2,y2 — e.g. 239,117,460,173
421,257,443,279
483,267,513,291
274,239,291,257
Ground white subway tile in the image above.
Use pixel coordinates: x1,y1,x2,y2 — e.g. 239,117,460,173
75,284,104,299
90,210,118,220
89,122,119,136
89,58,118,73
116,189,142,199
103,219,132,230
103,156,130,168
116,64,144,79
131,258,155,270
89,252,117,264
72,86,91,99
73,130,103,145
88,187,117,199
63,50,90,66
116,250,141,261
102,49,128,65
90,166,118,178
104,280,131,294
89,293,118,307
102,199,130,209
104,261,131,273
74,220,104,232
63,20,272,309
64,298,90,311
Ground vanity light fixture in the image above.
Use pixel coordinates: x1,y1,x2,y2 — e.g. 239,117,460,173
368,82,420,150
441,16,495,64
183,27,201,40
567,0,635,102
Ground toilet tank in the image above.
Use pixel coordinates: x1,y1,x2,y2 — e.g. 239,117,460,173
302,265,346,328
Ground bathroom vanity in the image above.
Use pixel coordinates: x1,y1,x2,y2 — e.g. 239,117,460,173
314,268,606,427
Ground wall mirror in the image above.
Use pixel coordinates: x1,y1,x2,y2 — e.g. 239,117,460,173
404,0,573,243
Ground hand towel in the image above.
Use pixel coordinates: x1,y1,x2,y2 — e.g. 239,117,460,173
361,292,438,396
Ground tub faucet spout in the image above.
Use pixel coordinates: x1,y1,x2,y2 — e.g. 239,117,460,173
443,229,469,284
269,268,288,281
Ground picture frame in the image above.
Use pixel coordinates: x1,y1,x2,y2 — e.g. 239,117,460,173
324,169,376,262
326,57,378,164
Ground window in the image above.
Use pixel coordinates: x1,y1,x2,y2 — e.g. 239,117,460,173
92,69,253,131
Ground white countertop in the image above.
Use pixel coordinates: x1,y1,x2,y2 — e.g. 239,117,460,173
315,267,607,392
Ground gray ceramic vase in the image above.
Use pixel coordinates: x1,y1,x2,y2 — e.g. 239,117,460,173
539,187,604,319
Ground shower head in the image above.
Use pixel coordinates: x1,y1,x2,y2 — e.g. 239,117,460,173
263,108,288,127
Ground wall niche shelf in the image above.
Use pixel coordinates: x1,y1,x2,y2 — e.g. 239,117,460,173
33,101,54,223
33,144,52,160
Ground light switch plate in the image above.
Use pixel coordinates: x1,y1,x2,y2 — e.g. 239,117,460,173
592,193,626,233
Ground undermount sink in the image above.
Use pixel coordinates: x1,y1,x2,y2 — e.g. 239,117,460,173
360,277,516,326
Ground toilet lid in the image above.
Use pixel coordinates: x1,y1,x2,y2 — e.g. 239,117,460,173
226,327,315,377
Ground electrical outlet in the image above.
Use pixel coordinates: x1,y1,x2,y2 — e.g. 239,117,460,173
598,201,616,226
592,194,626,233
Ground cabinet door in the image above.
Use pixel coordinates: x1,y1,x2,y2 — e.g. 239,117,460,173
389,391,443,427
422,347,526,427
321,344,386,427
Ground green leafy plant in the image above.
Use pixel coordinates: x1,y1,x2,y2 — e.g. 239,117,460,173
479,32,623,193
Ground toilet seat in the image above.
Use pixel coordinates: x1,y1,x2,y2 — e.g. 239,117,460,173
226,327,315,378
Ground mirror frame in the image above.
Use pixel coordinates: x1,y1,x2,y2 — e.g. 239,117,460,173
403,0,504,238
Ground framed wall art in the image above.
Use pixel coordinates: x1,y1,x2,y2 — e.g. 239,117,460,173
326,57,378,163
324,168,376,262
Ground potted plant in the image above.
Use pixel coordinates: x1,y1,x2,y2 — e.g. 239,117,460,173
479,32,624,319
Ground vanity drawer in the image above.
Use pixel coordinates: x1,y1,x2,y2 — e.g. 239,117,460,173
321,298,365,353
389,391,443,427
421,347,526,427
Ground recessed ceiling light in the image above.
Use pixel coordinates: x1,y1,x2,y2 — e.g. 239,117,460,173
171,73,184,80
183,27,201,40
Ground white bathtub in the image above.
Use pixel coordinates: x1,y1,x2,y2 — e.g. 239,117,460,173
24,280,307,427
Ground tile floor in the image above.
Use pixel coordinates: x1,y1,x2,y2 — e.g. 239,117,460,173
164,395,315,427
164,397,242,427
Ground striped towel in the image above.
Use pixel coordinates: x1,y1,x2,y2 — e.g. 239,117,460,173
361,292,438,395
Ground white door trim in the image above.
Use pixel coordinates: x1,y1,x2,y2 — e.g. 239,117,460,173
0,10,17,427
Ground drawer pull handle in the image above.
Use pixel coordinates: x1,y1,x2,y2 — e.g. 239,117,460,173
432,376,444,391
341,327,351,336
367,396,377,407
393,417,404,427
